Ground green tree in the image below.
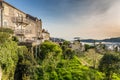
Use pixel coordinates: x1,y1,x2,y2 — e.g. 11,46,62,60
98,52,120,80
0,32,10,44
0,28,14,34
61,41,75,59
12,36,19,42
0,40,18,80
14,46,36,80
36,41,62,79
56,56,104,80
63,48,75,59
62,41,70,47
84,44,91,51
39,41,62,60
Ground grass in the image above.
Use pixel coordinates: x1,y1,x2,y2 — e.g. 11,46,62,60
79,49,103,68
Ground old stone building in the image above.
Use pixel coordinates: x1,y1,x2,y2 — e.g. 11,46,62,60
0,0,42,44
42,29,50,42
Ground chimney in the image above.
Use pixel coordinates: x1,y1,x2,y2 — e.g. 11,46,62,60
0,0,3,2
0,0,3,28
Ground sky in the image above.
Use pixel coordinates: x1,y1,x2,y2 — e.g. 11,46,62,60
5,0,120,40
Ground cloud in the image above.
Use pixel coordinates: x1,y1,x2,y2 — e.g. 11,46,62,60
41,0,120,40
89,0,116,14
55,0,120,39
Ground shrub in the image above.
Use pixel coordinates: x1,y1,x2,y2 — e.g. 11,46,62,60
0,28,14,34
0,32,10,43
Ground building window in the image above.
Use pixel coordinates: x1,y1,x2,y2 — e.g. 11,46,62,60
3,21,8,27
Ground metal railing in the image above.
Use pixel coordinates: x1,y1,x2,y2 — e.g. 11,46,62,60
12,17,29,24
15,29,32,35
14,29,25,35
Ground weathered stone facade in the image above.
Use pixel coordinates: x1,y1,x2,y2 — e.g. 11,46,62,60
42,29,50,42
0,1,42,43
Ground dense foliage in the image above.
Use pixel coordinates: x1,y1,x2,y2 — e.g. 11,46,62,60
14,46,36,80
0,31,36,80
38,41,62,60
34,41,62,79
0,39,18,80
0,31,120,80
98,52,120,80
0,32,10,43
34,41,104,80
56,57,104,80
0,28,14,34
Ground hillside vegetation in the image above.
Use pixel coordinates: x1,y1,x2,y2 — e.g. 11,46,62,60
0,30,120,80
79,49,103,67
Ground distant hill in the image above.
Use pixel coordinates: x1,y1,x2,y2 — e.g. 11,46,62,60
81,37,120,43
81,39,98,43
50,37,65,42
102,37,120,42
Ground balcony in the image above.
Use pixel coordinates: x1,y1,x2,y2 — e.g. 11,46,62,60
14,29,25,36
12,17,29,25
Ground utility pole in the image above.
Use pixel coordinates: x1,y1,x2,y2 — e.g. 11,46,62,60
0,0,3,28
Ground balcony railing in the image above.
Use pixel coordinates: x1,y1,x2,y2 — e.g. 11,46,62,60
14,29,25,36
15,29,33,35
12,17,29,25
